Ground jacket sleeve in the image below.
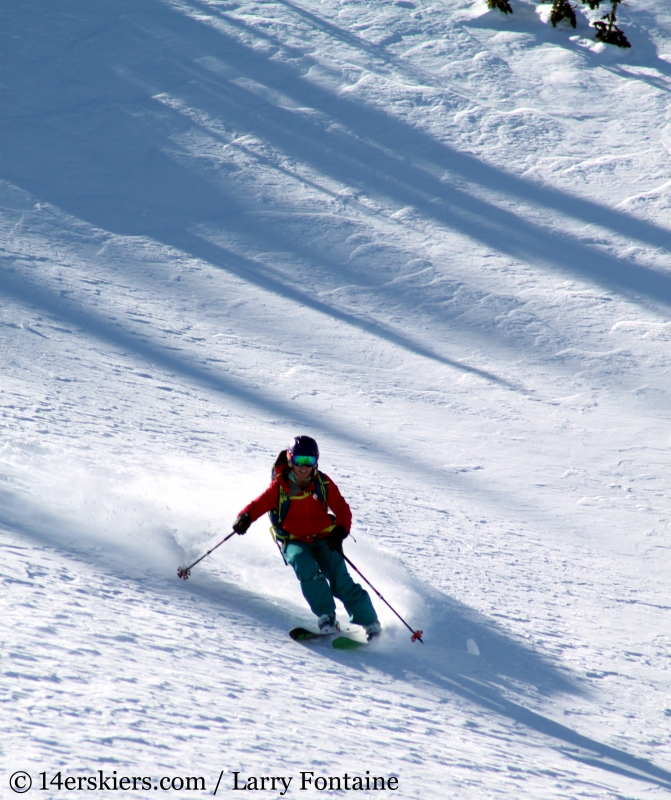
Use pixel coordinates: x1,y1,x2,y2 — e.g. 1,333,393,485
239,480,279,522
324,475,352,532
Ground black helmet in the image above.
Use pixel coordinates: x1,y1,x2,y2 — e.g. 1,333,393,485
288,435,319,466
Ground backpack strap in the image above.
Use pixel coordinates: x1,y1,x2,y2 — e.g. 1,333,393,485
268,468,330,546
269,482,291,531
314,470,329,509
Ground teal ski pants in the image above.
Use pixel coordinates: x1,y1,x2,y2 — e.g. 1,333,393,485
283,539,377,626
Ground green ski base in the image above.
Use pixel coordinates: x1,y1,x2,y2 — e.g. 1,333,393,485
332,635,368,650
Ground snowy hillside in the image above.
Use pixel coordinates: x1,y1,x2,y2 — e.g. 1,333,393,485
2,0,671,796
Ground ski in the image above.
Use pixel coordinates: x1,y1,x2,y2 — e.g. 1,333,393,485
332,629,382,650
332,635,368,650
289,626,341,642
289,626,379,648
290,626,322,641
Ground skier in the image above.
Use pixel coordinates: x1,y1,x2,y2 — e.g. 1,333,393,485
232,436,381,638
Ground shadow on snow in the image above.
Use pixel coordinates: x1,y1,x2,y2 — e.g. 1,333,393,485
2,1,671,787
3,507,671,793
1,1,671,371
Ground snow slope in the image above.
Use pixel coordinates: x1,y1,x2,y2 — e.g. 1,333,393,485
2,0,671,796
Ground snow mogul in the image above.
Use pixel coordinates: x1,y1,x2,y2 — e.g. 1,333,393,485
232,435,381,638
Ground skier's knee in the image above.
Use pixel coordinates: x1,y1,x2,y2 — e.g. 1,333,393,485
294,557,321,583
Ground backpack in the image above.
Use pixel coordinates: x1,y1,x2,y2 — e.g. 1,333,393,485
268,450,330,546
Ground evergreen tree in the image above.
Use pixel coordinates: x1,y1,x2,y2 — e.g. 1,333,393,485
593,0,631,47
546,0,577,28
487,0,513,14
487,0,631,48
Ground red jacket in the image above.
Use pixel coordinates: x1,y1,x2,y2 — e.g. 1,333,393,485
240,472,352,543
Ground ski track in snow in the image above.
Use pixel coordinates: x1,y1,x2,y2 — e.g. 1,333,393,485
2,0,671,797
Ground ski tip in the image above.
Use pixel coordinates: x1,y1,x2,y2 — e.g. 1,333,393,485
289,627,318,641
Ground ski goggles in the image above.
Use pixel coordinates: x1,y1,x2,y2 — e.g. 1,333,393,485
291,455,317,468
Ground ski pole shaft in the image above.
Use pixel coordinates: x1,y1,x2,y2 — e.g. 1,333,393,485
342,554,424,643
177,531,237,580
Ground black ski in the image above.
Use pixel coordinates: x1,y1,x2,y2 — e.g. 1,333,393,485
289,626,335,642
289,625,359,642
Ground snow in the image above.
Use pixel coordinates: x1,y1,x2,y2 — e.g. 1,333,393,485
1,0,671,796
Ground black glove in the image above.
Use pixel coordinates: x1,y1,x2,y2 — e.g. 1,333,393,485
232,512,252,535
325,525,349,553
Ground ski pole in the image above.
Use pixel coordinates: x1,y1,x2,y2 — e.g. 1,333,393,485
177,531,237,580
342,553,424,643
